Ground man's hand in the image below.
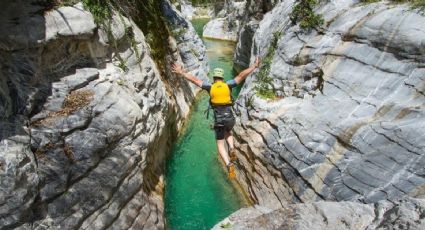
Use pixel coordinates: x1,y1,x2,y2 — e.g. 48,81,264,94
253,56,261,68
171,63,203,87
172,63,185,76
234,56,262,84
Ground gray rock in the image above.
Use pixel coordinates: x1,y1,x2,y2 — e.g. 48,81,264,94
0,0,45,50
0,119,39,229
232,0,425,210
203,1,246,41
177,0,196,20
233,0,282,70
45,3,96,42
213,198,425,230
0,0,207,229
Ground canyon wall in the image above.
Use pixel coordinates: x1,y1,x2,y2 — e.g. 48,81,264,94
224,0,425,228
0,0,207,229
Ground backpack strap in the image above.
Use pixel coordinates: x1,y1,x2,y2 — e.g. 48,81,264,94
204,103,212,119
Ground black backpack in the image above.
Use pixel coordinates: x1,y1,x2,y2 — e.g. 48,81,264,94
212,105,235,128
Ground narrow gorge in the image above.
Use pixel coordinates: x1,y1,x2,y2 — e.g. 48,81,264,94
1,0,425,230
164,18,246,230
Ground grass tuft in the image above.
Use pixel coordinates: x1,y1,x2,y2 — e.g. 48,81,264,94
82,0,112,24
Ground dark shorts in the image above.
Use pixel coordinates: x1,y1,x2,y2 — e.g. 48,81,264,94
213,106,235,140
214,120,235,140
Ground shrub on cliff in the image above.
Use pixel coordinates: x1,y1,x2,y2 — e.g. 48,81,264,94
255,31,281,99
290,0,324,30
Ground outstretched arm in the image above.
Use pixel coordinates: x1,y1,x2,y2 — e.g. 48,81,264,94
234,57,260,84
172,63,203,87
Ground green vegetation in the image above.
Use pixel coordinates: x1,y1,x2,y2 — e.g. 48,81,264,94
117,57,128,72
48,0,113,24
51,0,79,6
290,0,324,30
135,0,173,71
220,222,232,229
254,31,281,100
82,0,112,24
189,0,224,7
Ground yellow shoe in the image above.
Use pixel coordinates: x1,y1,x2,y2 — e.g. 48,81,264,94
227,163,236,179
229,148,237,162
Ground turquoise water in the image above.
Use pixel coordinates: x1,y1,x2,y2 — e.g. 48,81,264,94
164,19,246,230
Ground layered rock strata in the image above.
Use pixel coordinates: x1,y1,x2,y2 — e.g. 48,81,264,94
213,198,425,230
0,0,207,229
221,0,425,227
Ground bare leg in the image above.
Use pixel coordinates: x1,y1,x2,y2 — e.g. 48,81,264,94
225,131,237,162
216,139,230,166
224,131,234,150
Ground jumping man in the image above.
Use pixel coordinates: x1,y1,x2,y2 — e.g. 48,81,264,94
172,57,260,178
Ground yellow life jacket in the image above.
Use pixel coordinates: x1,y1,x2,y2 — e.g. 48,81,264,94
210,81,232,106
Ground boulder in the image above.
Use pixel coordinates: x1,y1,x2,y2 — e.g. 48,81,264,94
45,3,96,41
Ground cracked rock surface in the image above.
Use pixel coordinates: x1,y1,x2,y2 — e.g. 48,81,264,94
230,0,425,219
0,1,207,229
213,198,425,230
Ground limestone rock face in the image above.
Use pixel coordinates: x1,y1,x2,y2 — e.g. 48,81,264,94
213,198,425,230
45,3,96,41
178,0,196,20
233,0,425,210
0,0,207,229
233,0,282,70
203,0,246,41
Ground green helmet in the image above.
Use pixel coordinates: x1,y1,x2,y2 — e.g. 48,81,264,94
212,68,224,78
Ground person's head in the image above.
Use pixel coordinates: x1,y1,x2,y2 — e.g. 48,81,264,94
212,68,224,82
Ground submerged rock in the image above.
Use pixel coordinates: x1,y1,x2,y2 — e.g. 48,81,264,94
0,0,207,229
